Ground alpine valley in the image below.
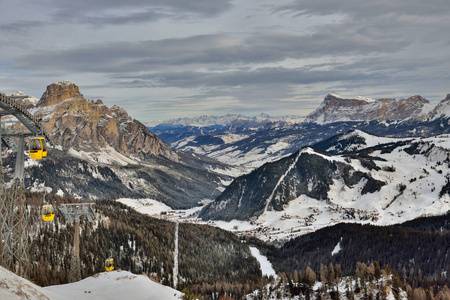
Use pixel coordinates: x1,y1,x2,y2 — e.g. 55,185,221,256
2,82,450,299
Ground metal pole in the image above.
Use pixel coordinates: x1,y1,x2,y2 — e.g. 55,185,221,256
18,197,22,276
13,135,24,181
1,115,2,165
70,218,81,282
0,115,3,266
75,220,80,278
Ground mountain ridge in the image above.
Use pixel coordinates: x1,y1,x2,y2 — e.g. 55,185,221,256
2,81,236,208
150,93,450,169
305,93,438,124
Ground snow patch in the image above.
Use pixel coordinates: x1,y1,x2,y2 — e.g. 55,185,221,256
331,237,342,256
116,198,172,215
249,247,276,277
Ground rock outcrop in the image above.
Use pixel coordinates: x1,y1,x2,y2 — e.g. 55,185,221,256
34,81,179,162
37,80,84,107
306,93,434,124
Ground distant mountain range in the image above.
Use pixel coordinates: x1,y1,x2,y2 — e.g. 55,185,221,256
150,93,450,169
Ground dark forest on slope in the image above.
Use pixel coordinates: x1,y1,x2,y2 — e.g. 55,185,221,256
25,192,261,298
249,212,450,289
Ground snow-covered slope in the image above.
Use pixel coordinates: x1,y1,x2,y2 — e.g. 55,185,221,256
0,267,182,300
149,113,307,169
197,131,450,242
116,130,450,243
0,266,64,300
45,271,183,300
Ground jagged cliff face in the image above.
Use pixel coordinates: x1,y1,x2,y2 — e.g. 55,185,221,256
306,93,434,124
7,81,234,206
429,94,450,119
34,81,178,162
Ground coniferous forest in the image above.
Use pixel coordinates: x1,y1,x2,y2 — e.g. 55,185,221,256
25,192,262,298
23,192,450,299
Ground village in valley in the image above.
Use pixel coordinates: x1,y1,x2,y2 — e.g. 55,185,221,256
119,198,388,243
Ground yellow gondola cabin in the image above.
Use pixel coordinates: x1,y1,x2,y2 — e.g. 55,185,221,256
41,204,55,221
29,137,47,159
105,257,114,271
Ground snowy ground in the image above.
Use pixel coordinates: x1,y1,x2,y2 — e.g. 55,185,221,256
0,266,183,300
249,247,276,277
46,271,183,300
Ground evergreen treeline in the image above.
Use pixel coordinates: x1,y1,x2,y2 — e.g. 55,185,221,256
24,192,262,299
178,222,262,297
257,219,450,289
251,261,450,300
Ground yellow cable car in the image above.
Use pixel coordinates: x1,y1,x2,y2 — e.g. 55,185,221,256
41,204,55,221
29,137,47,160
105,257,114,272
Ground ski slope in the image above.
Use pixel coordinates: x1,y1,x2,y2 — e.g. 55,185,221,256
0,266,183,300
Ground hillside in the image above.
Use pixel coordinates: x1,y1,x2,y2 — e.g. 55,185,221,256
24,192,262,298
198,130,450,243
263,220,450,278
304,93,436,124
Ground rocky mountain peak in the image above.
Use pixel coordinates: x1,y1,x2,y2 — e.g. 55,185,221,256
306,93,435,124
37,81,83,107
33,82,179,162
408,95,430,103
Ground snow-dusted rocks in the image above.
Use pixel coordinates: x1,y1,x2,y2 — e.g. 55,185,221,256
305,93,435,124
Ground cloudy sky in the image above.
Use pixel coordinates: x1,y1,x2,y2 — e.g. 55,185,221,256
1,0,449,123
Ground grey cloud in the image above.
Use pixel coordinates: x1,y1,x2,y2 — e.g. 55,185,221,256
15,27,409,74
275,0,450,18
0,21,44,35
109,64,388,90
51,0,233,23
80,10,171,26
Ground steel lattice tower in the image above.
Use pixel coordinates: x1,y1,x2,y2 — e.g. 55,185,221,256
0,93,49,278
59,203,96,282
2,178,28,276
0,136,29,277
0,165,6,267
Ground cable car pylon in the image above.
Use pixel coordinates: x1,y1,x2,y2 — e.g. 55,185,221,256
59,203,96,282
0,92,51,277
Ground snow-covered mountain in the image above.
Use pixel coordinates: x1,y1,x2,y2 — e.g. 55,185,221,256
147,113,304,128
305,93,436,124
198,130,450,241
0,266,182,300
151,93,450,170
